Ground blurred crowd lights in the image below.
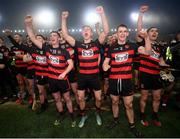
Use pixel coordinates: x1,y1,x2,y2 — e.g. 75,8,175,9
1,28,143,34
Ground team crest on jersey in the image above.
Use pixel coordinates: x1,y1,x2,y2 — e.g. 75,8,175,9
40,51,44,55
82,49,94,57
57,50,61,54
49,55,59,64
115,53,129,62
82,44,90,49
61,45,65,49
36,56,46,64
150,50,160,60
14,51,21,55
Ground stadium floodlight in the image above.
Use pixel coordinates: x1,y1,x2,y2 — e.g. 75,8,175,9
34,8,55,27
84,9,101,25
130,12,138,22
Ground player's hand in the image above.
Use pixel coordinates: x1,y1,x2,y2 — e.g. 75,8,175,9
138,30,148,38
24,15,33,25
58,72,66,80
62,11,69,19
139,5,149,13
96,6,104,14
103,64,111,71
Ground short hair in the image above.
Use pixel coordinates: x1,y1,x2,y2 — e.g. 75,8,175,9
50,31,60,37
117,24,128,31
14,33,22,37
36,34,46,40
58,28,62,32
82,25,93,32
147,27,158,33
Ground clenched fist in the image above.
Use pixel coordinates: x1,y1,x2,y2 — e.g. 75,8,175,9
96,6,104,14
138,30,148,39
24,15,33,25
61,11,69,19
139,5,149,13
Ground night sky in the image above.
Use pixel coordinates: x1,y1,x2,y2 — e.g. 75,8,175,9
0,0,179,36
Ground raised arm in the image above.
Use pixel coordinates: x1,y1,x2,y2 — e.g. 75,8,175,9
136,5,149,42
24,15,43,49
138,30,152,55
96,6,109,44
61,11,76,47
95,22,101,36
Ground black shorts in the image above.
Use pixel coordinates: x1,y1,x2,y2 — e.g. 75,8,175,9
140,72,162,90
48,78,70,94
15,67,27,76
77,73,101,91
27,69,35,79
35,75,48,85
108,79,134,96
67,70,77,83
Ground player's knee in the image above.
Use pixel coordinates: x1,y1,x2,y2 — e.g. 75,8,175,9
112,99,119,106
124,102,133,110
78,96,85,103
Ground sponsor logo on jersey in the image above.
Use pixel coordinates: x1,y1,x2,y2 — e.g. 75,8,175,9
82,49,94,57
115,53,129,62
49,55,59,64
36,56,47,64
150,50,160,60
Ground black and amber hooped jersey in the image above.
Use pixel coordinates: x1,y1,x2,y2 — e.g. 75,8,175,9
11,46,27,68
139,43,163,75
42,44,71,80
75,40,100,74
108,42,138,79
